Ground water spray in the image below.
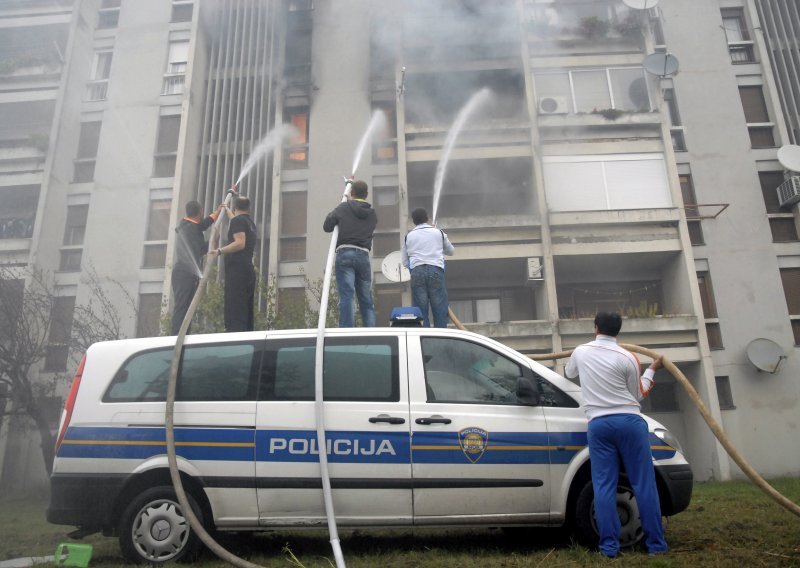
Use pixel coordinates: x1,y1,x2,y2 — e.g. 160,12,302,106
431,87,492,223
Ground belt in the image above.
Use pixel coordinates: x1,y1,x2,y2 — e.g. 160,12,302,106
336,244,370,253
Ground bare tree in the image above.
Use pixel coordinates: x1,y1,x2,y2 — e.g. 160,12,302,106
0,265,134,475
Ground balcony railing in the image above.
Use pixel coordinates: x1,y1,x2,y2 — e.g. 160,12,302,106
161,73,185,95
728,42,756,64
0,217,34,239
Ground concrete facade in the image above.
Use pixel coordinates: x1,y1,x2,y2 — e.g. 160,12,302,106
0,0,798,492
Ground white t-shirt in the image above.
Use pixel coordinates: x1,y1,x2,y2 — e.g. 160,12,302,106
565,334,655,421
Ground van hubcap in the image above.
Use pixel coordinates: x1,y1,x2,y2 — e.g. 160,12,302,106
132,499,189,561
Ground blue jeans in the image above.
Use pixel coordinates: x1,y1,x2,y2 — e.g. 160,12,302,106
588,414,668,557
410,264,449,328
335,248,376,328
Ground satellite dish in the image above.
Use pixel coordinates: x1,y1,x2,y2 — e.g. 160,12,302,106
745,338,787,374
623,0,659,9
381,250,410,283
777,144,800,172
643,53,680,78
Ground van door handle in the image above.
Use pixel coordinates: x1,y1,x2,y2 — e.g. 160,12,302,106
415,416,452,425
369,415,406,425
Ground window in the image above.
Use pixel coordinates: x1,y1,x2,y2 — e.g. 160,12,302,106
739,86,774,148
284,108,309,168
45,296,75,371
104,343,259,402
715,376,735,410
449,298,502,324
60,205,88,272
136,293,162,338
62,205,88,246
97,0,121,29
277,288,306,324
535,67,651,114
721,8,755,63
87,51,112,101
143,199,170,268
759,171,799,242
374,285,402,327
73,122,101,182
543,154,672,212
171,1,193,23
664,89,686,151
153,116,181,177
0,279,24,342
640,377,680,412
279,192,306,261
679,173,704,245
779,267,800,345
162,41,189,95
421,337,526,405
557,281,661,319
372,233,399,257
372,104,397,163
260,337,399,402
697,271,723,349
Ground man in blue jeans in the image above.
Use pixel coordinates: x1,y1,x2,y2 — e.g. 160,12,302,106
401,208,455,327
565,312,668,558
323,180,377,327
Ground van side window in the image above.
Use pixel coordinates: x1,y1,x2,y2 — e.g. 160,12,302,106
260,337,399,402
103,343,259,402
421,337,524,405
535,376,580,408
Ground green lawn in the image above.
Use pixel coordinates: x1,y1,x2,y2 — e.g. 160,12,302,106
1,478,799,567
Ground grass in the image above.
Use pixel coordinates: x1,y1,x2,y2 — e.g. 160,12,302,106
1,479,799,567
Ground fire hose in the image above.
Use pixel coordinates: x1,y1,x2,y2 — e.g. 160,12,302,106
448,307,800,519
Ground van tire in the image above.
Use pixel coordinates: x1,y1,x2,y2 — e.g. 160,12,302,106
573,481,643,549
119,486,204,564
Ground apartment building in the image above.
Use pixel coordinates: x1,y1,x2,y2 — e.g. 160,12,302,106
0,0,798,491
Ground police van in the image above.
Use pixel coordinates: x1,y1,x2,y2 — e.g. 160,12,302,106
47,327,693,563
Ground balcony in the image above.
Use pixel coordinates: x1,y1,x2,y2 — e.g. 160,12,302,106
161,73,185,96
0,217,34,240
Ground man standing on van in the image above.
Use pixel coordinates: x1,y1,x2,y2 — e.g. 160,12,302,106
564,312,667,559
210,195,257,332
171,200,221,335
323,180,377,327
401,208,455,327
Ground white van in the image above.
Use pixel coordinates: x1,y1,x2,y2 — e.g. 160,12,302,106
47,328,692,563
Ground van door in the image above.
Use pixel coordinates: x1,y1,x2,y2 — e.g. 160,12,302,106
408,333,550,524
255,332,412,526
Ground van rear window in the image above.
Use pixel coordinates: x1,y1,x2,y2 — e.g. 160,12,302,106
103,343,259,402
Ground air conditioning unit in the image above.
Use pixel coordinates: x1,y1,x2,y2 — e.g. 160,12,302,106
777,176,800,208
538,95,569,115
527,257,543,281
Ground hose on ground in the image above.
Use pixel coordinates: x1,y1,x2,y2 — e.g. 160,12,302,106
447,308,800,518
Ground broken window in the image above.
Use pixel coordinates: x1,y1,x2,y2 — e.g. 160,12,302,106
407,156,533,218
284,108,309,168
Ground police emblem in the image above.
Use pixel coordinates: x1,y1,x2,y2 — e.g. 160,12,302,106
458,427,489,464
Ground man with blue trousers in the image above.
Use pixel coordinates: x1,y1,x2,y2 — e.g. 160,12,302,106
565,311,668,558
401,208,455,327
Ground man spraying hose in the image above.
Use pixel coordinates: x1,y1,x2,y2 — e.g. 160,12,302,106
210,195,257,332
170,200,223,335
323,179,377,328
565,311,668,559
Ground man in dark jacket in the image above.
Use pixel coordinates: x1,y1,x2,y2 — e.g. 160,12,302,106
323,180,378,327
210,195,258,332
171,200,220,335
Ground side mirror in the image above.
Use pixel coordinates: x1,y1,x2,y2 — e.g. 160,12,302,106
516,377,540,406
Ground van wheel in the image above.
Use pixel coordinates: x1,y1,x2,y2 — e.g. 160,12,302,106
119,486,204,564
573,481,643,549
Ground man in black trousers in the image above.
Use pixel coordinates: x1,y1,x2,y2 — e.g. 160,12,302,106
211,195,257,332
171,200,220,335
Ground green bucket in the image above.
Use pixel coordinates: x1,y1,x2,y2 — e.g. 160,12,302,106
54,543,93,568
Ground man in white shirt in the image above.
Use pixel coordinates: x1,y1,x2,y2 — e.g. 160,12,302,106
401,208,455,327
565,312,668,559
